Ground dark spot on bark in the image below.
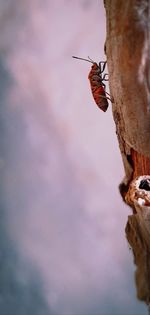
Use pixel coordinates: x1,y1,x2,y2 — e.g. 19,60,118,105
139,179,150,191
127,154,134,168
119,181,129,202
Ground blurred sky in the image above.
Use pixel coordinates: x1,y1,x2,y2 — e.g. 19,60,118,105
0,0,148,314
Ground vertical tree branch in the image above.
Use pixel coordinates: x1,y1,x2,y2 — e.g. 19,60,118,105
104,0,150,183
104,0,150,307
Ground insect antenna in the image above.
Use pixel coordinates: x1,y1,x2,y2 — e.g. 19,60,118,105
87,56,95,63
72,56,95,64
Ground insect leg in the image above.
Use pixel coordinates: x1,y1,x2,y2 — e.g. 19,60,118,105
98,61,107,74
105,91,114,102
100,94,112,102
102,82,106,89
101,83,114,102
102,73,109,81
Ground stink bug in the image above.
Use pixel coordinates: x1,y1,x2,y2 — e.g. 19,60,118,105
72,56,113,112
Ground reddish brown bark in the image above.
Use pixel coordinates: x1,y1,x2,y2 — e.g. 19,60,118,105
131,149,150,178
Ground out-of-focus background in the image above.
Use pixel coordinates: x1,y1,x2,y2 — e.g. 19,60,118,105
0,1,147,314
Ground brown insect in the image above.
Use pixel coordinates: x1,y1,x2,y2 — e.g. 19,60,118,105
72,56,113,112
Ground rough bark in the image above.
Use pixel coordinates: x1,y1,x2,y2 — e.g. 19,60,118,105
104,0,150,308
104,0,150,182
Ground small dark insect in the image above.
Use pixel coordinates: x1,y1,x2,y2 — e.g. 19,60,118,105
72,56,113,112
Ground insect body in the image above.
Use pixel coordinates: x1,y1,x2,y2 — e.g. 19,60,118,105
72,56,113,112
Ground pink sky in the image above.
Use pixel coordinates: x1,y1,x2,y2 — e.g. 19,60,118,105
0,0,147,314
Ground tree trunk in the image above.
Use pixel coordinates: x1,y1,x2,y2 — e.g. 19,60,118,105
104,0,150,307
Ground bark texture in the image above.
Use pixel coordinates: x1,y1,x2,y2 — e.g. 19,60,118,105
104,0,150,183
104,0,150,308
